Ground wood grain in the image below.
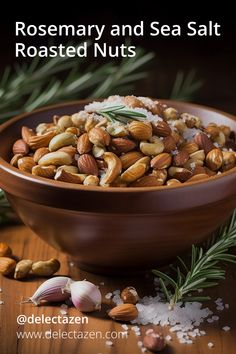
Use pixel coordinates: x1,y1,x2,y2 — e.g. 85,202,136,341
0,224,236,354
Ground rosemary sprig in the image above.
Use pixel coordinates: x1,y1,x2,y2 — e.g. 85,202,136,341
153,210,236,309
170,70,203,101
98,105,146,123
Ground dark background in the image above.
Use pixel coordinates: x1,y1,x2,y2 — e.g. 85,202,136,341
0,7,235,113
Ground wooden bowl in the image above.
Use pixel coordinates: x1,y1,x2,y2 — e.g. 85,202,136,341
0,100,236,274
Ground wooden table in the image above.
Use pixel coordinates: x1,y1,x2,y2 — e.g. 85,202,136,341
0,224,236,354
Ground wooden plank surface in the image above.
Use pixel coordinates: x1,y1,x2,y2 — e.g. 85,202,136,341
0,224,236,354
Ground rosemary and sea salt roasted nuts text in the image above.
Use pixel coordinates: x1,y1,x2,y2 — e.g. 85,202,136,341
10,96,236,187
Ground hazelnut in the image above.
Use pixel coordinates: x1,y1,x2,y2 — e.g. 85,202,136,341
121,286,139,305
143,332,166,352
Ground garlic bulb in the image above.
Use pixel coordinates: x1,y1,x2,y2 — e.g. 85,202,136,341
27,276,71,305
67,280,102,312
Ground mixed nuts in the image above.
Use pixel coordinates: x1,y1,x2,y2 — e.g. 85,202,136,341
10,96,236,187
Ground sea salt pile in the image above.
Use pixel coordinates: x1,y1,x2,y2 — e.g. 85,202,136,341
111,289,230,345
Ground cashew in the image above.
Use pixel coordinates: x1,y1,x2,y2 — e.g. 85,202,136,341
49,132,77,152
121,156,150,183
140,140,164,156
38,151,72,166
100,152,122,186
57,115,72,131
92,145,106,158
189,149,205,161
106,123,128,137
31,258,60,276
56,165,79,174
83,175,100,186
14,260,33,279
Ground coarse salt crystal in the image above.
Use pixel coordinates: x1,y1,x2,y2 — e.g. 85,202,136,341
105,292,113,299
207,318,214,323
145,329,154,335
208,342,214,348
186,339,193,344
215,298,223,304
200,330,206,336
212,315,219,321
141,348,147,353
100,282,105,286
137,341,143,347
216,305,224,311
0,288,2,292
60,309,68,315
61,304,68,309
69,261,74,267
121,324,129,331
0,300,4,305
225,304,229,309
105,340,113,346
113,290,121,295
222,326,231,332
131,326,140,332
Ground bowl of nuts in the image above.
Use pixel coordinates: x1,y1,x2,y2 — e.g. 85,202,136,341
0,96,235,274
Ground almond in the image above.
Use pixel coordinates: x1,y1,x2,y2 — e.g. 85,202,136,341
130,175,164,187
151,153,172,169
168,166,193,182
205,167,217,177
152,121,171,137
166,178,182,186
12,139,29,155
10,153,23,167
128,121,152,140
17,156,36,173
121,156,150,183
163,135,176,152
58,145,77,157
173,151,189,167
0,257,16,275
206,148,223,171
110,138,136,154
192,165,207,175
21,126,35,143
186,173,209,183
0,242,12,257
54,169,86,184
77,133,93,154
29,131,56,150
189,149,205,162
124,95,145,108
77,154,98,176
194,132,215,155
32,165,56,179
108,303,138,322
120,151,143,170
33,147,50,163
152,168,168,184
180,141,199,154
88,127,111,147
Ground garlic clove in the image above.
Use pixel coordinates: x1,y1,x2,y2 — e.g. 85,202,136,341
26,276,72,305
67,280,102,312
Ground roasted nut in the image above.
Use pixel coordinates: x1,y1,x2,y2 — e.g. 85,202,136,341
120,151,144,170
58,145,77,157
33,147,50,163
180,141,199,154
152,168,168,184
29,131,56,150
128,121,152,140
92,145,106,158
194,132,214,155
57,115,72,131
130,174,164,187
186,173,209,183
66,127,80,135
189,149,205,162
0,257,16,275
13,139,29,155
173,151,189,167
205,167,217,177
32,258,60,276
214,131,226,146
32,165,56,179
143,332,166,352
110,138,136,154
71,111,89,128
168,166,192,182
192,165,207,175
121,156,150,183
77,154,98,176
222,151,236,171
121,286,139,304
140,140,164,156
151,153,172,169
49,132,77,151
152,121,172,137
166,178,182,186
171,120,187,134
21,126,35,143
163,107,178,120
56,165,79,174
106,123,128,137
38,151,72,166
10,154,23,167
124,95,145,108
163,135,176,152
55,169,86,184
0,242,12,257
18,157,36,173
36,122,55,135
88,127,111,147
206,148,223,171
14,260,33,279
184,158,204,170
181,113,201,128
77,133,93,154
219,125,231,138
83,175,99,186
205,125,220,138
108,303,138,322
100,152,122,186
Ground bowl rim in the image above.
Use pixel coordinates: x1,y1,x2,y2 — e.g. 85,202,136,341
0,99,236,194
